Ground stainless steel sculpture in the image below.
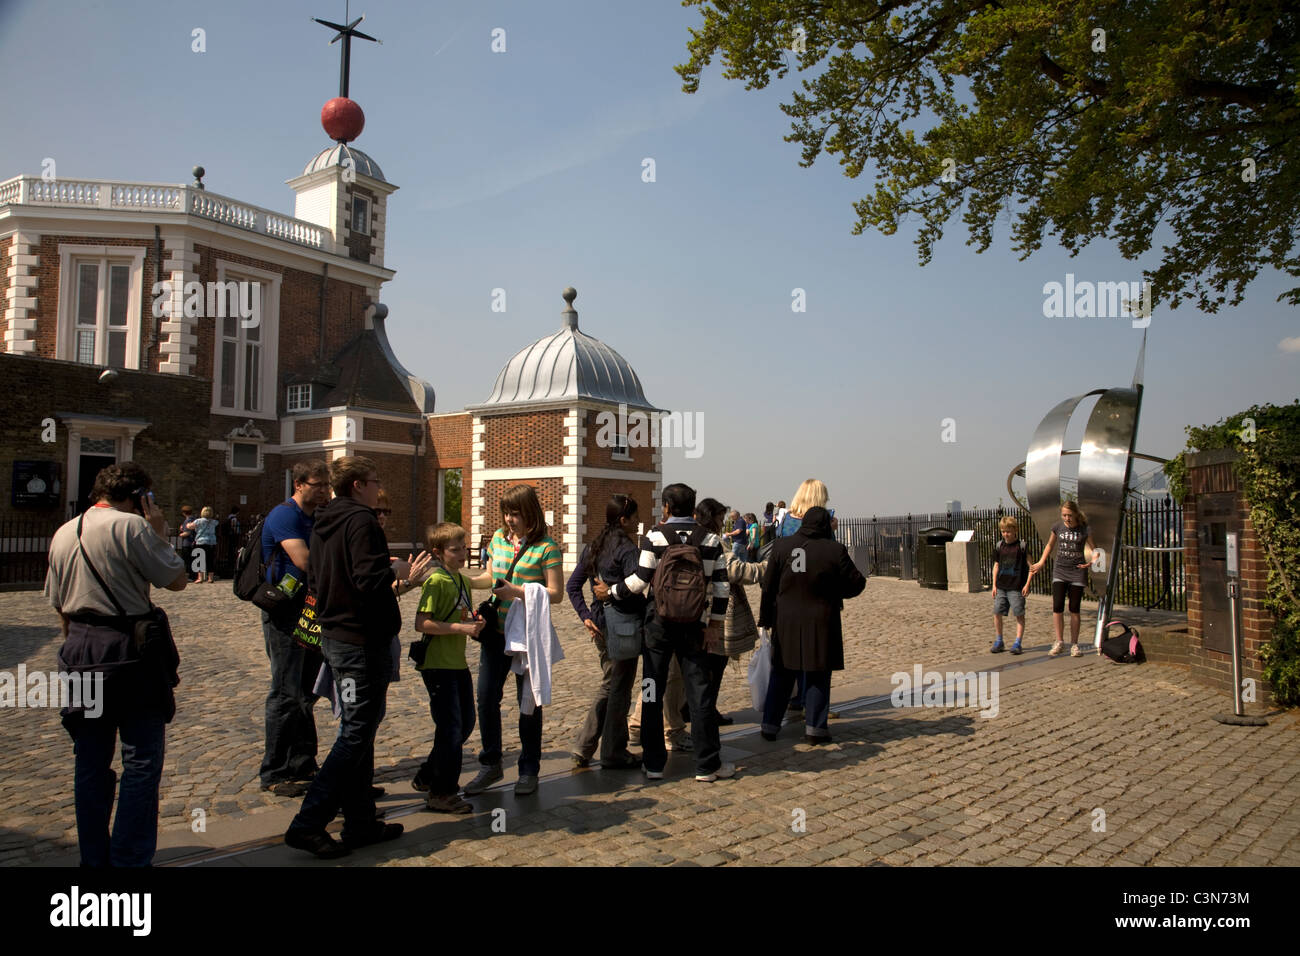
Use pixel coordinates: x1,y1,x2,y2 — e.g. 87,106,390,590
1015,335,1148,647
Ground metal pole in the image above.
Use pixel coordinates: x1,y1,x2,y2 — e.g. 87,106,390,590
1215,530,1267,726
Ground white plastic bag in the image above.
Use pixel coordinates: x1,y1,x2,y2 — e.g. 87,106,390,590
748,628,772,711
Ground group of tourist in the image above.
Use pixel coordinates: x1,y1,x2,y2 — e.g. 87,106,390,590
43,455,869,864
175,503,244,584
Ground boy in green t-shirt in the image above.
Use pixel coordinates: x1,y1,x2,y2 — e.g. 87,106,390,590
412,523,485,813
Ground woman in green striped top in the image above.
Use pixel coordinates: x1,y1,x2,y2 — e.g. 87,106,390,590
462,484,564,797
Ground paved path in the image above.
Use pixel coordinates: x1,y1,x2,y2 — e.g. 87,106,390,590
1,577,1296,866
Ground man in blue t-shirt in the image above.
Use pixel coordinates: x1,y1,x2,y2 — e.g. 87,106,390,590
259,460,331,795
727,509,749,558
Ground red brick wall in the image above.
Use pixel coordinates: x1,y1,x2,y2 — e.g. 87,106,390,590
1183,456,1274,701
364,417,417,445
481,477,567,553
483,410,565,468
580,475,658,547
581,407,657,471
423,413,473,545
294,417,331,443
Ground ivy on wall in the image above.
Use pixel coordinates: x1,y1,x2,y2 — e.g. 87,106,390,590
1165,400,1300,706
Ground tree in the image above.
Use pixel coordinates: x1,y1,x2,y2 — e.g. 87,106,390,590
676,1,1300,312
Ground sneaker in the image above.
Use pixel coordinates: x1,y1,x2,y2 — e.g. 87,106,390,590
643,767,664,780
1070,643,1082,658
666,732,694,752
599,753,642,770
715,712,735,726
1010,642,1023,655
695,763,736,783
514,774,539,796
410,774,431,793
991,639,1005,653
1049,641,1064,656
340,821,403,849
284,828,350,859
570,753,591,769
424,792,474,815
462,765,504,795
266,780,310,798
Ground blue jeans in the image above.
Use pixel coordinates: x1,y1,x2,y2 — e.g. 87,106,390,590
288,638,390,836
476,634,543,776
260,610,320,787
419,669,476,796
763,666,831,738
641,616,721,775
72,708,167,867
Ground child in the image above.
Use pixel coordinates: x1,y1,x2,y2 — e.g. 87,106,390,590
412,522,485,813
991,516,1034,654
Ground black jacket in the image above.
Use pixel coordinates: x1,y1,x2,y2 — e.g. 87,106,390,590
308,495,400,646
758,507,866,672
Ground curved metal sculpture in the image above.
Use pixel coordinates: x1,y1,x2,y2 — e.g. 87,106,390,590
1024,335,1148,647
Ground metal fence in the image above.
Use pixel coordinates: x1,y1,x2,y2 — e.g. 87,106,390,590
835,497,1185,611
0,514,61,590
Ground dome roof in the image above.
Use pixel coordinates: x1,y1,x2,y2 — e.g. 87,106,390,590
474,289,656,412
302,143,387,183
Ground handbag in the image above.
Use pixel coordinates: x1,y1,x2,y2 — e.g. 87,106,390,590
474,541,527,643
747,627,773,711
603,602,643,662
292,589,321,649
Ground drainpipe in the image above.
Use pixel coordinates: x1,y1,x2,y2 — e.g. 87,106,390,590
410,423,423,549
318,263,328,362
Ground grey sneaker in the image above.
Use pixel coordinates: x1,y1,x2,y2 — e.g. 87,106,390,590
462,765,504,795
514,774,538,796
666,732,694,752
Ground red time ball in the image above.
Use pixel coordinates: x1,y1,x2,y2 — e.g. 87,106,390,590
321,97,365,143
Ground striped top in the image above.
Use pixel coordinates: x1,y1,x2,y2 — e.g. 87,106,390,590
488,529,563,629
609,518,728,624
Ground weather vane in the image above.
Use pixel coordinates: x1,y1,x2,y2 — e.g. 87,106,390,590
313,8,380,99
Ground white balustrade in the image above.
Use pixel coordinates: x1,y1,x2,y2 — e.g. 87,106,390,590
0,175,331,252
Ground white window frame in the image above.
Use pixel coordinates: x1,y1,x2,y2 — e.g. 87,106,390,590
226,439,265,474
611,434,631,461
351,195,370,235
286,383,313,412
56,245,146,370
211,260,280,420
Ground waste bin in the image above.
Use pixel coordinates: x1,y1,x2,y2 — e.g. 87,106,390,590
916,527,954,590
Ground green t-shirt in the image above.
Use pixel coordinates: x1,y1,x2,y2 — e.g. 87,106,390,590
488,530,563,629
416,566,475,670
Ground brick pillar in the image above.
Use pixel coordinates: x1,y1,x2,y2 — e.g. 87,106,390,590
1184,448,1273,702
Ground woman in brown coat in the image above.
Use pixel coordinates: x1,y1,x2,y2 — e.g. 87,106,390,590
758,506,866,744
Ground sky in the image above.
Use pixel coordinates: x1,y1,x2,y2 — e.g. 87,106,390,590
1,0,1295,516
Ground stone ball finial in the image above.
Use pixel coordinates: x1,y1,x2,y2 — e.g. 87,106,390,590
562,287,577,307
191,166,206,189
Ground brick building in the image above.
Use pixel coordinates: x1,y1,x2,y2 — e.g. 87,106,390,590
1,122,662,579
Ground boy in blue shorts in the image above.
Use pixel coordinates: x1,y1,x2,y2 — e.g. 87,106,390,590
991,515,1034,655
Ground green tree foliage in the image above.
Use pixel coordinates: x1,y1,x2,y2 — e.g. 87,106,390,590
676,1,1300,312
1165,401,1300,705
443,469,462,526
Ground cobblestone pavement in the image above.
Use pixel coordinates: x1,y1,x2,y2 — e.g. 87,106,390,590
1,577,1296,866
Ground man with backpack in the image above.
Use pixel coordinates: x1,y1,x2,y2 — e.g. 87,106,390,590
598,483,730,782
256,460,331,796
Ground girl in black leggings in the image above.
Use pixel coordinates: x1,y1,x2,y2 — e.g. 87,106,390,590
1030,501,1096,657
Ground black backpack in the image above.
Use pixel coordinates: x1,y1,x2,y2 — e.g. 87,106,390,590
1100,621,1145,663
233,517,270,602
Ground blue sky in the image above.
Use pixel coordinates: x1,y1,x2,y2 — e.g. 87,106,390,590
2,0,1295,515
